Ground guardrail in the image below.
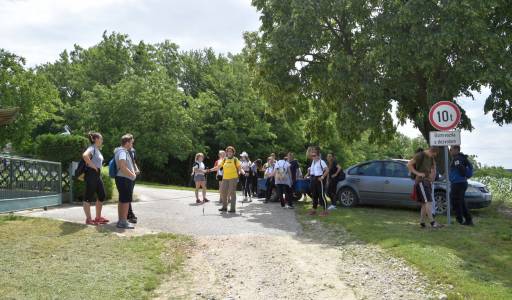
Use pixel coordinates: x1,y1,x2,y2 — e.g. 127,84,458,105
0,155,62,213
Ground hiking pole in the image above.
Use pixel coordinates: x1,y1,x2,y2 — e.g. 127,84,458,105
320,179,328,215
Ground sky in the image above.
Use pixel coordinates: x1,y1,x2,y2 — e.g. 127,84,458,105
1,0,511,168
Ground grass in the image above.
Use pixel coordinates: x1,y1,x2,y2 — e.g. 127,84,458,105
297,203,512,300
0,215,192,300
138,181,219,193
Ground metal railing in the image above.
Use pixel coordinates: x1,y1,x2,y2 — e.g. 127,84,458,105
0,155,61,201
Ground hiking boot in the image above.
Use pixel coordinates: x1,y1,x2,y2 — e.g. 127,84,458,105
116,221,135,229
85,219,98,225
218,207,227,212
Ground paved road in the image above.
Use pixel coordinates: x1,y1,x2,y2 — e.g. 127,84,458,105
22,186,302,236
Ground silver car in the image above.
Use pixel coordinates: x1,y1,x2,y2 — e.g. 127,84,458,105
336,159,492,214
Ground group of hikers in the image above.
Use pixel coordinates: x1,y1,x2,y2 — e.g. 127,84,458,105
78,131,475,230
191,146,346,216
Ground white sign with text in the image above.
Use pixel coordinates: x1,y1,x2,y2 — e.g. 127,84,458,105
429,130,461,146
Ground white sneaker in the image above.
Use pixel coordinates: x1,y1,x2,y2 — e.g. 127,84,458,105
327,205,337,211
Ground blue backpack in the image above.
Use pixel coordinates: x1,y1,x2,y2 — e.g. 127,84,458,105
108,158,117,178
465,158,474,179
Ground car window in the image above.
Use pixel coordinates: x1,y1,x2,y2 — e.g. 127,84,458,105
383,162,410,178
355,162,382,176
348,166,358,175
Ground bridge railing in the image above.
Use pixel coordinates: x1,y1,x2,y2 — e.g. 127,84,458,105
0,155,62,213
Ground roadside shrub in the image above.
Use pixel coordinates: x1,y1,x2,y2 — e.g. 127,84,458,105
474,176,512,207
35,134,89,169
474,167,512,179
73,167,113,202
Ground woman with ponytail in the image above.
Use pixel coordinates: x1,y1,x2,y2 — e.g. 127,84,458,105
82,132,108,225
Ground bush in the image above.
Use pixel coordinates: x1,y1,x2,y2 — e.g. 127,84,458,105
474,166,512,179
35,134,89,169
73,167,114,202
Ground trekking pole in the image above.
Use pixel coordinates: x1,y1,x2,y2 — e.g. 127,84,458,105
320,179,328,214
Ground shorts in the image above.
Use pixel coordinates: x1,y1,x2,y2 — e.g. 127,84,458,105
415,180,433,203
194,174,206,182
84,169,106,202
115,176,135,203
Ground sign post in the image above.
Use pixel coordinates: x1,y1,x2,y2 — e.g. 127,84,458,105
429,101,462,225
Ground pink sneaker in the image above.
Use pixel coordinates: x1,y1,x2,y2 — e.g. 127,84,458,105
85,219,98,225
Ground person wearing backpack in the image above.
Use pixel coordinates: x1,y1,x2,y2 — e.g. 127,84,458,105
408,146,443,229
263,156,276,203
449,145,474,226
326,153,344,210
192,153,210,204
273,153,294,208
210,146,244,213
308,149,329,216
82,132,108,225
114,134,137,229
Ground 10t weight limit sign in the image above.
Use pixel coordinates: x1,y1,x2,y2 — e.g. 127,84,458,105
428,101,461,131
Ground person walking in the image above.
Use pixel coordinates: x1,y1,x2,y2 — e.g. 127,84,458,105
210,146,244,213
274,153,294,208
192,153,210,204
240,152,252,202
114,134,137,229
449,145,474,226
82,132,109,225
127,145,140,224
408,146,443,229
264,156,275,203
308,148,329,216
326,153,344,210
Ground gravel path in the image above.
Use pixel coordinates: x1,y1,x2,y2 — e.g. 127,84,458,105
21,186,442,299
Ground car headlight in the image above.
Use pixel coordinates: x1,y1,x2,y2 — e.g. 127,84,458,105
466,186,481,194
478,186,490,194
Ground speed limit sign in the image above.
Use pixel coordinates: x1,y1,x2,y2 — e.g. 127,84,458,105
429,101,461,131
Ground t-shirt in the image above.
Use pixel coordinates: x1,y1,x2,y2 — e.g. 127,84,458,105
413,152,435,180
115,147,136,181
220,158,241,180
274,160,291,186
240,160,251,172
264,164,274,178
86,145,103,169
214,159,224,176
310,159,328,176
193,161,206,175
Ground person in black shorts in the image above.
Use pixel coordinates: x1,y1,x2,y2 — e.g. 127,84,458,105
82,132,109,225
114,134,137,229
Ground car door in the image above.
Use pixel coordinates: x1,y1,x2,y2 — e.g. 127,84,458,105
349,161,386,203
382,161,416,206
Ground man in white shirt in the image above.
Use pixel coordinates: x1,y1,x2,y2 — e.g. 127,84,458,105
273,153,293,208
308,149,329,216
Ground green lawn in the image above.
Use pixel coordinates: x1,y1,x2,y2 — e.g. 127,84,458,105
0,215,192,300
297,203,512,300
138,181,219,193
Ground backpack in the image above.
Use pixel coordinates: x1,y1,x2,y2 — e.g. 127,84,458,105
108,158,117,178
464,156,474,179
74,147,96,181
275,162,288,181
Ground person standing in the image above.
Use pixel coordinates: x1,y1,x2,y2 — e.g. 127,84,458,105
210,146,243,213
192,153,210,204
408,146,443,229
326,153,344,210
214,150,226,202
264,156,275,203
82,132,108,225
308,149,329,216
274,153,293,208
114,134,137,229
250,159,262,198
449,145,474,226
127,145,140,224
240,152,252,202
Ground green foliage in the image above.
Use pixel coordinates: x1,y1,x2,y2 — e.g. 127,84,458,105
35,134,89,168
0,49,61,152
73,167,113,202
474,177,512,208
250,0,512,140
475,167,512,179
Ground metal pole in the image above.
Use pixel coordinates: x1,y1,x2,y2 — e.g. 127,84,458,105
444,146,451,225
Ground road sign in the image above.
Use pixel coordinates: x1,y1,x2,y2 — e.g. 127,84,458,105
429,101,461,131
429,130,461,146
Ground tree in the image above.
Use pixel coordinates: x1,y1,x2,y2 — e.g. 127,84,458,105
0,49,60,151
250,0,512,141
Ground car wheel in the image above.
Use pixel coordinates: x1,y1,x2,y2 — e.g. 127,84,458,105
338,187,358,208
434,190,447,215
